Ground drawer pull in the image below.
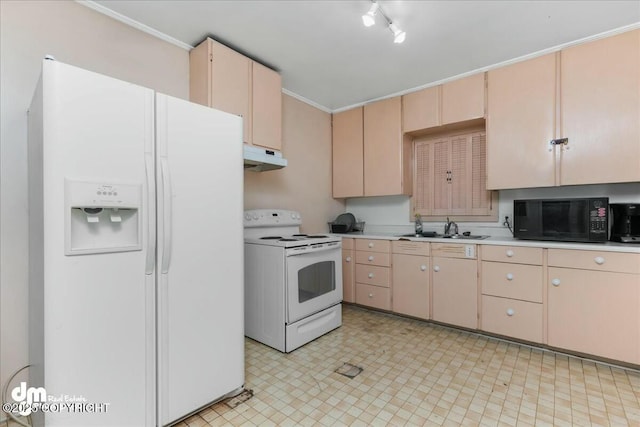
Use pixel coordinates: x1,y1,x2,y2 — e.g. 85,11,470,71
506,250,514,257
368,255,374,261
420,265,427,271
368,242,374,248
368,293,373,298
345,256,351,262
594,256,605,265
552,278,561,287
506,273,514,281
434,266,440,272
368,273,374,279
506,308,515,316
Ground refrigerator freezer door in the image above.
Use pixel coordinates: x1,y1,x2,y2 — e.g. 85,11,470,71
155,94,244,425
29,60,156,426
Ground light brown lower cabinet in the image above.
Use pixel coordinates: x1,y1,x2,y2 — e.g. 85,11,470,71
547,248,640,365
341,238,355,303
481,296,543,343
355,283,391,311
354,239,391,310
392,241,430,320
431,250,478,329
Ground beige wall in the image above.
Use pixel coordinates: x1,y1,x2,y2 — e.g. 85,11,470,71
245,95,345,233
0,0,189,392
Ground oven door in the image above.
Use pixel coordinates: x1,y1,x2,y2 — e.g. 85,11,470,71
286,242,342,324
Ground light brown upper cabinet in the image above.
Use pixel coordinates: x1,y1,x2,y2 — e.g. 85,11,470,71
332,107,364,198
487,29,640,189
252,61,282,150
402,73,486,133
560,30,639,186
189,38,282,151
486,53,557,189
363,97,412,197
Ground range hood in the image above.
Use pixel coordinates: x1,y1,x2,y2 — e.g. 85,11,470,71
243,144,287,172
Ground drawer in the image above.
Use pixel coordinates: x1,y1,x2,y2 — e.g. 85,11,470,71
355,264,390,287
548,249,640,274
481,295,543,343
482,262,543,303
392,240,430,256
355,283,391,310
431,243,476,259
341,237,354,250
355,250,391,267
355,239,390,253
481,245,543,265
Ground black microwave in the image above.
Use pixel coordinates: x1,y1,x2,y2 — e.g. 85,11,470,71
513,197,609,243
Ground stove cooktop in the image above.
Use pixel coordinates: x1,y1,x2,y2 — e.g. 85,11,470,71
245,233,340,248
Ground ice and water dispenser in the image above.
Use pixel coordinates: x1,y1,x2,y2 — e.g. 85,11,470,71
65,179,142,255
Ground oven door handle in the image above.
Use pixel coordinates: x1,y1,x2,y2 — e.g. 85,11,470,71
286,244,341,257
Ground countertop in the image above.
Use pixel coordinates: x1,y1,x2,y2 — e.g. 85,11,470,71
332,232,640,253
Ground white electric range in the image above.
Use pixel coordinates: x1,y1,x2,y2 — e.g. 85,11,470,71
244,209,343,352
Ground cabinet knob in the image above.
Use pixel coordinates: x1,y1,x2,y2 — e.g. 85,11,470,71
420,265,427,271
368,293,373,298
506,250,514,257
552,278,561,287
345,256,351,262
506,308,515,316
368,273,374,279
368,255,374,261
506,273,514,281
434,266,440,272
368,242,374,248
594,256,605,265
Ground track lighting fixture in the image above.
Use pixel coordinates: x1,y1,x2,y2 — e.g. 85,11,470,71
361,1,406,44
389,22,406,44
362,2,378,27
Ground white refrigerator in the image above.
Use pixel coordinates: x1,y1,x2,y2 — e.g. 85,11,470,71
27,59,244,426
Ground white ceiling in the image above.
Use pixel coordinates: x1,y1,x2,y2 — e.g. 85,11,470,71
90,0,640,112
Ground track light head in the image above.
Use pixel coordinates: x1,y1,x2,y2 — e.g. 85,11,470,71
362,2,378,27
389,22,406,43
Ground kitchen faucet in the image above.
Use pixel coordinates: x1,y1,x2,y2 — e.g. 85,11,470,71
444,217,458,236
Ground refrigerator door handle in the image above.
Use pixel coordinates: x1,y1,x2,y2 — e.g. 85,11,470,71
160,158,173,273
144,153,156,275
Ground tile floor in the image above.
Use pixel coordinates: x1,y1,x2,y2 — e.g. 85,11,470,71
178,305,640,426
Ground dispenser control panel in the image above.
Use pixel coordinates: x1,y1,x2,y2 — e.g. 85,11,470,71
64,179,143,255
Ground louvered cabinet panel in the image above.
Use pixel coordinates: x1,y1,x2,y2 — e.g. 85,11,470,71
413,130,494,218
413,141,433,213
432,139,450,214
449,135,468,213
471,133,488,212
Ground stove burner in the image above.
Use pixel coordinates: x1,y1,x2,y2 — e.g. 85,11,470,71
279,238,299,241
260,236,283,240
306,235,329,239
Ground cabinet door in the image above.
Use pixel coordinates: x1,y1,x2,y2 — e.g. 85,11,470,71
211,40,252,144
442,73,485,125
432,257,478,329
487,53,557,189
332,107,364,198
560,29,640,185
363,97,403,196
342,248,355,303
416,132,492,217
252,61,282,150
548,267,640,364
392,254,429,319
402,86,440,133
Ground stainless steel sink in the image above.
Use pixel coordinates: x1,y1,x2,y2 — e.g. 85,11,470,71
440,234,489,240
398,233,489,240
